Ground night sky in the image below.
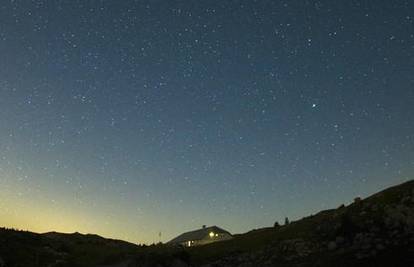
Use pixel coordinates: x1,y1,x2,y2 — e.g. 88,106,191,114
0,0,413,244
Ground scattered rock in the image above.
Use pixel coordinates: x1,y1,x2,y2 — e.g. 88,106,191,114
359,211,367,216
171,259,189,267
376,243,385,250
327,241,337,250
335,236,345,244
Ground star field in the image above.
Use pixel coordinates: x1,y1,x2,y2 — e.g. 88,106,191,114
0,1,413,243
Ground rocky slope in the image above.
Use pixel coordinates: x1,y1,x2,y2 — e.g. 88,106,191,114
187,180,414,267
129,180,414,267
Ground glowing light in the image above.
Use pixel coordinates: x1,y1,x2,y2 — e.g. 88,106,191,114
209,231,215,238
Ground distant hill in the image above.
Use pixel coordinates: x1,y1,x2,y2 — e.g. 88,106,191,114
0,229,140,267
1,180,413,267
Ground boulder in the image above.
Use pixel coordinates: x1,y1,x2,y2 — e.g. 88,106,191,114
328,241,337,250
335,236,345,244
171,259,189,267
376,243,385,251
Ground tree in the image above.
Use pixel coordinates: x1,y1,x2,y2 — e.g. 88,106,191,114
274,221,280,228
284,217,290,225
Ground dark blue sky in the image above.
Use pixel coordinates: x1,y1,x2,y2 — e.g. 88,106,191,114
0,0,413,243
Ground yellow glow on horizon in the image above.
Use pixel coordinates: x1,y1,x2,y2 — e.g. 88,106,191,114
0,185,168,244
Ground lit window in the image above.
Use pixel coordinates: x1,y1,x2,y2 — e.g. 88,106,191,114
209,232,215,238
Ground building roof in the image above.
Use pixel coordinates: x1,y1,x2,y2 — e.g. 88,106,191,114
168,226,231,244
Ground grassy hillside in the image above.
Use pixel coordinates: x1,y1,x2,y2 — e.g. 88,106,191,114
186,180,414,266
1,180,413,267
